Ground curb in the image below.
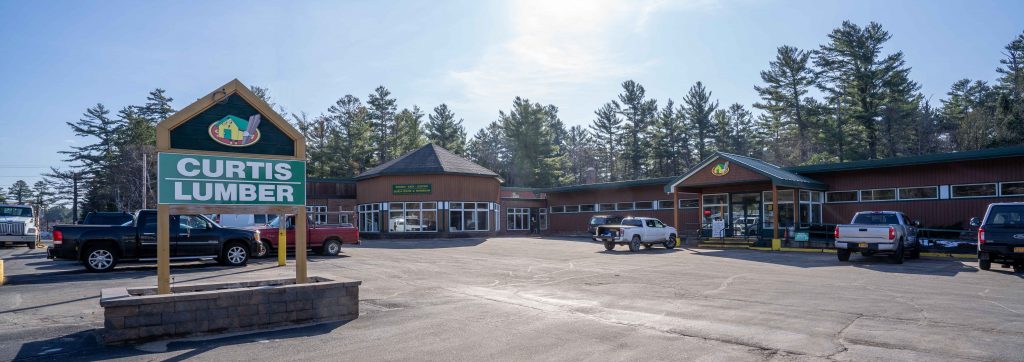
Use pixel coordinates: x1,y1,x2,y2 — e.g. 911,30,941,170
717,246,974,259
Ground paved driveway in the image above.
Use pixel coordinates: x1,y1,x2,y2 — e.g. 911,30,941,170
1,238,1022,361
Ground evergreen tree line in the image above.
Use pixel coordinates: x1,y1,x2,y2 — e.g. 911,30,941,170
42,21,1024,217
469,22,1024,186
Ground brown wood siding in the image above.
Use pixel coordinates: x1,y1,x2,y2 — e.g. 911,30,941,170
356,175,500,204
823,196,1024,229
680,157,770,187
803,156,1024,190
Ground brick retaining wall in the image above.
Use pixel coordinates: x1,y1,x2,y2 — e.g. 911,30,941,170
99,276,360,344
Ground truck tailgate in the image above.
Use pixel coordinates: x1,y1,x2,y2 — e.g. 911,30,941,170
837,225,892,243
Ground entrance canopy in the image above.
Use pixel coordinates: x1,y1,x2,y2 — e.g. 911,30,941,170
664,152,826,193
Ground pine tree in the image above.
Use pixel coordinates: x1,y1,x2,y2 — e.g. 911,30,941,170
943,79,998,150
563,125,595,184
425,104,467,155
589,102,623,181
500,97,561,187
725,103,756,156
393,106,426,156
467,121,508,179
293,112,334,178
682,81,719,160
754,45,818,160
815,21,914,160
327,95,375,176
995,31,1024,145
366,86,398,163
32,180,54,207
140,88,175,124
616,80,658,178
8,180,33,205
649,99,691,177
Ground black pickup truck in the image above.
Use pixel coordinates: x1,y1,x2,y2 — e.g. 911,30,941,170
48,210,260,272
971,203,1024,273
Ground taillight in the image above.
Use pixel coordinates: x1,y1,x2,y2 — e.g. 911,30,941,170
833,226,839,239
888,227,895,240
53,230,63,245
978,227,985,245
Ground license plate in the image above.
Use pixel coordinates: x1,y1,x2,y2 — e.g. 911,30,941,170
1014,247,1024,253
858,243,869,248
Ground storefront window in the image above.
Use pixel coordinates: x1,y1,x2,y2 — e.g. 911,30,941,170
551,206,564,213
599,203,615,212
826,191,858,203
860,189,896,201
357,204,380,232
702,194,728,228
507,208,530,231
635,201,654,210
387,202,437,232
538,208,548,230
762,190,795,230
450,202,490,232
617,202,634,211
579,204,596,212
898,186,938,200
798,190,824,227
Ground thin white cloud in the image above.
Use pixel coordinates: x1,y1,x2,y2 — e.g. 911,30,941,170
448,0,716,122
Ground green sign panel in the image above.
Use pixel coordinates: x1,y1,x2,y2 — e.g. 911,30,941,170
794,232,809,242
392,183,432,195
158,152,306,205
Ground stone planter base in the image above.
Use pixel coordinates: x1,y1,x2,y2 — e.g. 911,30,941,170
99,276,360,344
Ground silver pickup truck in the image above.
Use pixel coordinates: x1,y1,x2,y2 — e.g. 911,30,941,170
834,211,921,264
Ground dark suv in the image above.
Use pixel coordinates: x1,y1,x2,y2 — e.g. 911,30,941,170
588,215,624,239
971,203,1024,273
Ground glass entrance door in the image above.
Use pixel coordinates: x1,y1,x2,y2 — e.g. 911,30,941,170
729,193,761,237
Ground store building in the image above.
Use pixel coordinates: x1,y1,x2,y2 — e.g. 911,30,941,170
306,143,1024,242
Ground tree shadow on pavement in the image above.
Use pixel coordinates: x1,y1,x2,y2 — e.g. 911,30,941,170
12,321,351,362
689,248,979,277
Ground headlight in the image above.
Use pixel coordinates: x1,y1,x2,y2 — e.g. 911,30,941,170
253,230,260,240
26,227,37,234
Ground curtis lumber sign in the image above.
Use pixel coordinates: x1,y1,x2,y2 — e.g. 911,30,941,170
158,153,305,205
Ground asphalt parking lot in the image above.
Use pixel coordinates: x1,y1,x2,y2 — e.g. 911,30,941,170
1,237,1023,361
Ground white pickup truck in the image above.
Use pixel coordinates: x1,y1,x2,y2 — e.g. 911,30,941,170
834,211,921,264
595,217,678,252
0,204,38,249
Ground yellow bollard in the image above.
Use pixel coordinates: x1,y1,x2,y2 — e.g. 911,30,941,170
771,238,782,251
0,259,5,286
675,236,681,248
278,214,287,267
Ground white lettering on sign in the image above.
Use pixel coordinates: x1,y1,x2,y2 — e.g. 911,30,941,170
174,157,294,180
172,182,295,202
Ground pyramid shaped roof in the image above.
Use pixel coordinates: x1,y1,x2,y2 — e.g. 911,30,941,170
355,144,502,181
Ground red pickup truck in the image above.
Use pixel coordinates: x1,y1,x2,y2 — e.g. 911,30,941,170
254,216,359,257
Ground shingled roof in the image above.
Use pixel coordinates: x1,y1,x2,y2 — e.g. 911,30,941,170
355,144,503,181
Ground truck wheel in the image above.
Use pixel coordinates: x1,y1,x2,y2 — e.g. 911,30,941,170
220,242,249,266
83,244,118,272
26,242,35,249
604,242,615,251
979,259,991,270
628,236,641,252
889,242,904,264
253,239,271,259
908,243,921,260
663,234,677,249
837,249,851,262
321,239,342,256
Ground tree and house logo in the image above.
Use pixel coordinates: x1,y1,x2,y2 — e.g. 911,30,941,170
711,161,730,176
208,114,262,147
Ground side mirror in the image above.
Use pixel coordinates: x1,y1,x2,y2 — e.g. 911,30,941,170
913,220,921,227
969,217,981,227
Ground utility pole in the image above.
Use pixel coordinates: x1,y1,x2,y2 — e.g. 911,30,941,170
142,153,147,209
72,172,79,224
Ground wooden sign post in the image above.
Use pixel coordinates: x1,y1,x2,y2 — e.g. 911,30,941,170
154,79,308,294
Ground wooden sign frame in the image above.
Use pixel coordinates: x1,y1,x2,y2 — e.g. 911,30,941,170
155,79,308,294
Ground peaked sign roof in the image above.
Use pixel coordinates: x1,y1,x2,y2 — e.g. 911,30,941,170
664,152,826,192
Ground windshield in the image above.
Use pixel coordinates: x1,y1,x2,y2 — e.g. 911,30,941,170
0,206,32,217
852,213,900,225
985,205,1024,228
85,213,133,225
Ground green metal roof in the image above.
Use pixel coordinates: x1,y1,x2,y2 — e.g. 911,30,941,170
664,152,827,193
544,176,677,193
784,145,1024,174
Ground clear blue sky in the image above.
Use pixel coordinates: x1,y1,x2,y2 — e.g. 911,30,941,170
1,0,1021,186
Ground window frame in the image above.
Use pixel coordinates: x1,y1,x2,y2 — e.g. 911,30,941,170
950,183,998,199
506,207,531,231
897,186,939,200
825,191,859,203
859,188,897,202
999,181,1024,197
449,201,491,232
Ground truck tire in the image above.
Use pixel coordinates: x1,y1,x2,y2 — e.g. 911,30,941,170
321,239,342,256
603,241,615,251
629,236,641,252
663,234,677,249
837,249,851,262
219,241,249,266
253,239,271,259
83,244,118,272
908,242,921,260
890,241,904,264
979,259,991,270
26,242,35,249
